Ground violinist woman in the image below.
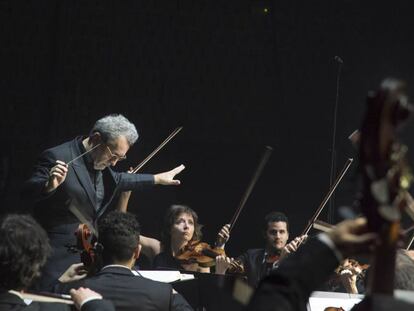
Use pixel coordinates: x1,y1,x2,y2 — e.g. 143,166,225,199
153,205,231,274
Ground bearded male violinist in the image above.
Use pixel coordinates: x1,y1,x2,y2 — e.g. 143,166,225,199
231,212,307,287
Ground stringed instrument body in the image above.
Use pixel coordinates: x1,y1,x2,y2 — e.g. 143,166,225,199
74,223,102,275
353,78,413,311
175,240,226,268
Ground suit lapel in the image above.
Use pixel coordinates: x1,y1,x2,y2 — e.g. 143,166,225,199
257,249,267,282
96,169,118,218
69,139,97,213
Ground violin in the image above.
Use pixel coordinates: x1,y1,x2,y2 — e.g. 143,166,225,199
335,258,369,277
74,223,102,275
335,258,369,292
175,147,273,272
357,78,412,302
325,258,368,295
228,251,281,275
175,240,225,267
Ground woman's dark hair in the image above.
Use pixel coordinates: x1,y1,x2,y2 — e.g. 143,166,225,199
0,214,51,290
160,205,203,251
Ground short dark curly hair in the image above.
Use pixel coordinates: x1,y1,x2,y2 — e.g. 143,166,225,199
0,214,51,290
98,211,141,265
160,205,203,251
263,211,289,232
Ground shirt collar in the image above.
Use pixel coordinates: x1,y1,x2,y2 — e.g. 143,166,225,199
262,249,281,264
100,264,140,276
101,264,131,271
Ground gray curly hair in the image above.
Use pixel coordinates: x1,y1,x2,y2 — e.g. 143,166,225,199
91,114,139,146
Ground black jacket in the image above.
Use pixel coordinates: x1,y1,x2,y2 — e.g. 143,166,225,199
21,137,154,289
246,237,340,311
22,137,154,229
54,266,193,311
246,237,414,311
237,248,274,288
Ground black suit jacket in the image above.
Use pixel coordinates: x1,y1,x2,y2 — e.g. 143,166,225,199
0,291,114,311
55,266,193,311
246,237,340,311
21,137,154,289
22,137,154,228
246,238,414,311
237,249,273,288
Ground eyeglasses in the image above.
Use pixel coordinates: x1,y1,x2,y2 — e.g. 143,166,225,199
105,145,127,162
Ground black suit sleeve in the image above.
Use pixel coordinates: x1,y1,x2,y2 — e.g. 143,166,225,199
236,252,249,270
53,280,84,295
171,292,194,311
112,170,154,191
247,237,340,311
21,149,58,201
81,299,115,311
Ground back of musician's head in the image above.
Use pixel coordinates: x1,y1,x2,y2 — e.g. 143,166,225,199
98,211,140,265
395,249,414,291
91,114,139,146
160,205,203,249
263,211,289,233
0,214,50,290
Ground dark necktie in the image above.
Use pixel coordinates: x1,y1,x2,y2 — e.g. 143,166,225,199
94,170,104,211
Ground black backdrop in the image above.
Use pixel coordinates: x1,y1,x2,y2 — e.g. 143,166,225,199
1,0,414,257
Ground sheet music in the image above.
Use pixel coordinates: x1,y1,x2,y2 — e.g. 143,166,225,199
137,270,194,283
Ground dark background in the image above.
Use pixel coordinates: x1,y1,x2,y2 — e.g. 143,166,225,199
1,0,414,258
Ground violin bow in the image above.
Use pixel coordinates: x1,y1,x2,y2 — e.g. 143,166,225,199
131,127,183,173
229,146,273,231
302,157,354,236
406,225,414,250
407,235,414,250
68,198,98,237
16,291,73,304
312,219,335,233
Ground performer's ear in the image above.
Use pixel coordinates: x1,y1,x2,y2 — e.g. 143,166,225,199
89,132,102,145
